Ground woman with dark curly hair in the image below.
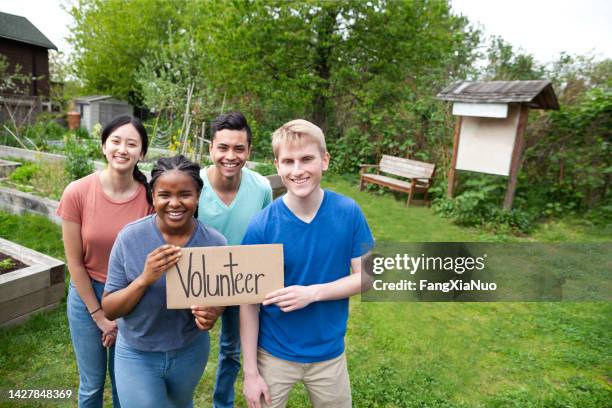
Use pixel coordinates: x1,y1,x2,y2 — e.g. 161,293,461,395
103,155,226,407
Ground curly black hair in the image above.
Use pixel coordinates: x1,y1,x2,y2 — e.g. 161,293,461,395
150,155,203,218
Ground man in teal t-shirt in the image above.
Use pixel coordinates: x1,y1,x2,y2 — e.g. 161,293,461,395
197,111,272,408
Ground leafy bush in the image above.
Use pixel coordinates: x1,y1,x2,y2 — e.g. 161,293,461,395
432,175,536,234
252,162,277,176
62,127,103,161
64,133,94,181
40,118,65,140
4,161,70,200
328,127,374,174
73,127,91,140
30,161,70,200
9,163,41,184
248,118,274,161
433,194,536,234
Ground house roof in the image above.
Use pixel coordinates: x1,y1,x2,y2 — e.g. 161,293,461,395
0,12,57,50
437,80,559,110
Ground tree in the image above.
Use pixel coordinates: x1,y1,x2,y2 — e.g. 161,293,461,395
67,0,188,104
483,36,545,80
69,0,480,164
204,0,479,165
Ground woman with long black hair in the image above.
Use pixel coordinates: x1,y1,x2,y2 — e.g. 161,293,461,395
57,116,152,407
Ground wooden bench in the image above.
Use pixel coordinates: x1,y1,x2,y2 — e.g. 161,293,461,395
359,155,436,206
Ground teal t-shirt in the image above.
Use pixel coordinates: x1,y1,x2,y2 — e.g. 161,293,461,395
197,167,273,245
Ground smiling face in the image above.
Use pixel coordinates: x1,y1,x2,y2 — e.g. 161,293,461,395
275,140,329,201
152,170,199,232
102,123,144,173
209,129,250,179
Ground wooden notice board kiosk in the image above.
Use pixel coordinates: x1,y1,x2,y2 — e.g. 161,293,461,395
437,80,559,210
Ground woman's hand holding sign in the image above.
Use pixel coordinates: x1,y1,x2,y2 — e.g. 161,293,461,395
138,245,182,287
262,285,318,312
103,245,182,321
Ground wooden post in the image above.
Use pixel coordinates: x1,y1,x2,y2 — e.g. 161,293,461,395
503,104,530,210
447,116,462,198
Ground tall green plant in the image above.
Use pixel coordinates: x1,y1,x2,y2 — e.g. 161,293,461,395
64,133,94,181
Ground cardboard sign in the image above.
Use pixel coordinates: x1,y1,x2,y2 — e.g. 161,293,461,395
166,244,284,308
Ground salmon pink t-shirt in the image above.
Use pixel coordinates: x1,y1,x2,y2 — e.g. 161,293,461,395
57,172,153,283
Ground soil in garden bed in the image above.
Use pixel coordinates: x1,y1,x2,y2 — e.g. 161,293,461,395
0,252,29,275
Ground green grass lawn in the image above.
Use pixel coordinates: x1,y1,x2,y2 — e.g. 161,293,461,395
0,176,610,407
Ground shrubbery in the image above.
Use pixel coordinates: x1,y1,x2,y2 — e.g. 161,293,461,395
432,175,537,234
64,133,95,181
9,163,41,185
5,161,69,200
252,162,277,177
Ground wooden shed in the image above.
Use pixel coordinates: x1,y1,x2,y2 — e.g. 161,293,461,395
74,95,133,133
0,11,57,123
437,80,559,209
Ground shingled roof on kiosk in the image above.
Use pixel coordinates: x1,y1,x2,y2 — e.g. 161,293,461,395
437,80,559,110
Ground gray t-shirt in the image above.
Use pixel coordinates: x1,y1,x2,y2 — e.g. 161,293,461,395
105,214,227,351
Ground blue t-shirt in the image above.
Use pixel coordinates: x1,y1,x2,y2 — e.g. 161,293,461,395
242,190,374,363
105,214,227,351
198,167,272,245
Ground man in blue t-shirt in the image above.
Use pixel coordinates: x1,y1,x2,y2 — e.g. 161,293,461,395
241,119,374,408
198,111,272,408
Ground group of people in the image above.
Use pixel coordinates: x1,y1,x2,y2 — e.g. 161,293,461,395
58,111,374,408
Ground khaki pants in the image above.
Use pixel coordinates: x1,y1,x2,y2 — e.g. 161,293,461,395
258,348,352,408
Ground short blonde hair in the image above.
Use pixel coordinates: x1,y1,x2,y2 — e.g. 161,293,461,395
272,119,327,158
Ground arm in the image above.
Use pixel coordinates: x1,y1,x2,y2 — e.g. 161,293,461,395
263,254,371,312
62,220,117,347
240,303,271,408
102,245,182,320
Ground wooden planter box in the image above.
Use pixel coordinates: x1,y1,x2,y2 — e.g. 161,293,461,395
0,237,65,327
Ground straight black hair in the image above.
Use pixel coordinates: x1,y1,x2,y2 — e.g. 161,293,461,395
101,115,152,205
210,111,252,146
150,155,203,218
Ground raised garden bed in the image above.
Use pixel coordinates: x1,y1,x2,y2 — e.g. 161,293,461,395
0,186,61,224
0,145,106,171
0,159,22,178
0,237,65,327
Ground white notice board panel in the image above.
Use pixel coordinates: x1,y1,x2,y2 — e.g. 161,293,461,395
452,102,508,118
455,104,520,176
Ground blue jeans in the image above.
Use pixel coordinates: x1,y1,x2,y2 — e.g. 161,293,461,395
114,332,210,408
213,306,241,408
67,280,120,408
